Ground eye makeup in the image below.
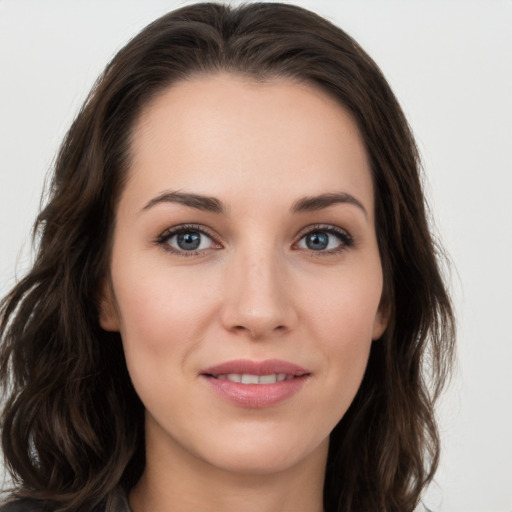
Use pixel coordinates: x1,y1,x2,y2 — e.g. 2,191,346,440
294,223,354,256
154,222,354,258
155,223,220,258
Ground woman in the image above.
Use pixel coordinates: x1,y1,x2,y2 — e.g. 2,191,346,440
0,3,455,511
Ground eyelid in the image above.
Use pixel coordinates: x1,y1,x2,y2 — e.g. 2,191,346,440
157,223,219,242
295,223,352,240
155,222,353,257
155,224,222,256
294,223,354,255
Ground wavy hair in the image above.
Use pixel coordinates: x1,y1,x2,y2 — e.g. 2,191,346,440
0,3,455,511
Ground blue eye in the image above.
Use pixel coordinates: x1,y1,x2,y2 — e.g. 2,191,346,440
297,227,352,253
157,223,352,257
157,225,217,256
175,231,202,251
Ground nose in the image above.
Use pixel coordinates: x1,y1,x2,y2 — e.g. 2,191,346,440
220,247,298,340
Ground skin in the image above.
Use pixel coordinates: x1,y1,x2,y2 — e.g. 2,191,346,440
100,73,388,512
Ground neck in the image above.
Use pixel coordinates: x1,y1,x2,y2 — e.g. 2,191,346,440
129,421,327,512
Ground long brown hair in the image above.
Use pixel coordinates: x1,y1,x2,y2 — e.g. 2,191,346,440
0,3,455,511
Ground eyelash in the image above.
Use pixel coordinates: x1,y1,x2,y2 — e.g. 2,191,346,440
155,223,354,258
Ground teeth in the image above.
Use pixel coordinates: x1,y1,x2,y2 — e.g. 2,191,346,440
241,374,259,384
259,374,278,384
218,373,294,384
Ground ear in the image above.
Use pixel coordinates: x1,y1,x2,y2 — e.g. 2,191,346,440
98,278,120,332
372,301,390,341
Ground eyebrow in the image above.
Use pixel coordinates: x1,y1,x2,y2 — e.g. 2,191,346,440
141,190,367,217
291,192,367,217
141,191,225,214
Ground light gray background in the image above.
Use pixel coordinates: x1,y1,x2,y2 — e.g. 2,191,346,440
1,1,511,511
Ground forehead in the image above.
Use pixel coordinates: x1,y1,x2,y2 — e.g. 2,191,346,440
124,72,374,218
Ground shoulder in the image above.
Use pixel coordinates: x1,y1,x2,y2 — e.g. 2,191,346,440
0,499,45,512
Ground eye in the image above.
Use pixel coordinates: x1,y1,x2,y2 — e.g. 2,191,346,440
156,224,220,256
296,225,353,254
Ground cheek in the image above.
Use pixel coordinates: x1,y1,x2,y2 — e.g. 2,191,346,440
111,270,210,417
305,267,382,394
112,248,215,339
109,255,208,379
308,263,383,343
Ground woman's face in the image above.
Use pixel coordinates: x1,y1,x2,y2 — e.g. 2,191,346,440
100,73,387,477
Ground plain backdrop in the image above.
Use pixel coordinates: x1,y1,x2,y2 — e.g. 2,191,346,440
1,1,511,511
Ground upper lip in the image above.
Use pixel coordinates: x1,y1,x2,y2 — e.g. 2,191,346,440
201,359,310,377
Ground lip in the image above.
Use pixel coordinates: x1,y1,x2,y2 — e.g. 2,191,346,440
202,358,309,377
200,359,310,408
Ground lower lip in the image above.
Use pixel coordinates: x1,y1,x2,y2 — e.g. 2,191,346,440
202,375,309,408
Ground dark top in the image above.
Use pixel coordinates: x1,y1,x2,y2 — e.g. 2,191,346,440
0,488,132,512
1,500,43,512
1,493,433,511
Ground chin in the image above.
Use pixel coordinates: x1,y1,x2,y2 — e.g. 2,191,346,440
197,430,329,476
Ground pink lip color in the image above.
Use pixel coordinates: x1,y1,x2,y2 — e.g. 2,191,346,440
200,359,310,408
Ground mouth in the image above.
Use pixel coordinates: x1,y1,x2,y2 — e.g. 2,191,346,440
207,373,297,384
200,359,310,407
201,358,310,381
